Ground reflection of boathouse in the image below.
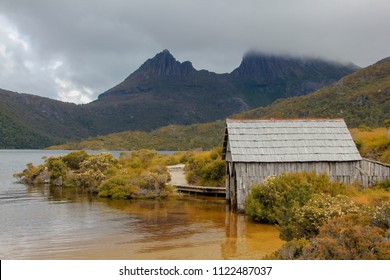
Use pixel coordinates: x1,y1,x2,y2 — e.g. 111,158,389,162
222,118,390,211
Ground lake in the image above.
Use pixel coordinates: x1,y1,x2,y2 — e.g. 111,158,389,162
0,150,283,259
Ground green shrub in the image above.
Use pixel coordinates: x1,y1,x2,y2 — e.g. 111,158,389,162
62,150,89,169
17,149,178,200
358,124,372,132
185,147,226,187
270,213,390,260
379,150,390,164
245,172,347,225
371,201,390,229
265,238,310,260
14,162,47,185
384,119,390,129
80,152,120,173
280,194,359,240
98,175,139,199
374,179,390,191
75,169,107,190
46,157,67,182
301,214,390,260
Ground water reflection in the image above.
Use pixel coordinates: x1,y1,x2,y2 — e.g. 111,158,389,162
5,184,283,259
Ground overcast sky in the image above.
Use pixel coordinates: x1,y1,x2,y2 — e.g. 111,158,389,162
0,0,389,104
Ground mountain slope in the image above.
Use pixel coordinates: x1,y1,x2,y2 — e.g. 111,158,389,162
0,89,96,148
0,50,358,148
50,57,390,151
236,57,390,127
87,50,357,133
87,50,244,133
230,52,359,106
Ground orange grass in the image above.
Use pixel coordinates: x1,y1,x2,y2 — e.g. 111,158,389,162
350,127,390,163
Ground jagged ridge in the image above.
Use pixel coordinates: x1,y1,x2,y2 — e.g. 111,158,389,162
1,50,359,148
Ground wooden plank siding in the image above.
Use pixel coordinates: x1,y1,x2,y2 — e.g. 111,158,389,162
223,119,390,211
358,159,390,186
227,159,390,211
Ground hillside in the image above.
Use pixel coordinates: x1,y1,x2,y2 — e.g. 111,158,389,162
88,50,357,133
0,50,357,148
48,121,226,151
236,57,390,128
50,57,390,152
0,89,94,148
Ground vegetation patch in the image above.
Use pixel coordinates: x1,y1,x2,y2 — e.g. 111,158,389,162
184,147,226,188
245,172,390,259
15,148,226,199
15,150,184,199
350,124,390,164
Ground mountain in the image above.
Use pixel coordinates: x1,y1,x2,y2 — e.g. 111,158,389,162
87,50,245,133
236,56,390,127
50,57,390,151
0,88,96,148
0,50,358,148
230,52,359,106
87,50,358,133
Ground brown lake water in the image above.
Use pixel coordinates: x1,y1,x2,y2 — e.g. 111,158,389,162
0,150,283,260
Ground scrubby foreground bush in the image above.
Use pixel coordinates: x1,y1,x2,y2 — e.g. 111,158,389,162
245,172,390,259
15,150,179,199
185,147,226,188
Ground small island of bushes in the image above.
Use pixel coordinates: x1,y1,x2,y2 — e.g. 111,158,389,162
15,148,226,199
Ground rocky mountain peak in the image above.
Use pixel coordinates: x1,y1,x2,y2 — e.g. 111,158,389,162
230,52,308,81
132,49,196,78
230,52,358,82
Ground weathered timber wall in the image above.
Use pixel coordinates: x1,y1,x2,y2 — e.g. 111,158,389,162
357,159,390,187
228,160,390,211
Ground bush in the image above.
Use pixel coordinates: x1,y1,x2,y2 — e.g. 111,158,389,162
379,150,390,164
62,150,89,169
46,157,67,183
98,175,139,199
371,201,390,229
14,163,47,185
374,179,390,191
17,149,178,200
281,194,359,240
358,124,372,132
79,152,120,173
265,238,310,260
301,214,390,260
185,147,226,187
245,172,347,225
384,119,390,129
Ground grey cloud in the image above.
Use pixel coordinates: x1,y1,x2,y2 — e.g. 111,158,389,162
0,0,389,103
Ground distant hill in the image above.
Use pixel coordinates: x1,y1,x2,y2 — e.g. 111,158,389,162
50,57,390,151
0,89,93,148
0,50,357,148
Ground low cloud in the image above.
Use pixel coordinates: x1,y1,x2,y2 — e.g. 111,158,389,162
0,0,389,103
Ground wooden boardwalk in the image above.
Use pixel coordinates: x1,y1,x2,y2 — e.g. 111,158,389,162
174,184,226,196
167,164,226,196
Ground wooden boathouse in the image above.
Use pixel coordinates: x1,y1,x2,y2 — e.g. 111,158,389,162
222,118,390,211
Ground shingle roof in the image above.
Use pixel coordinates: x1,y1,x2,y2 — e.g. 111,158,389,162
223,118,362,162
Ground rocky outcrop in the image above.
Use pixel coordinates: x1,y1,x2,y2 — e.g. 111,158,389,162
132,49,196,78
230,52,359,83
1,50,362,148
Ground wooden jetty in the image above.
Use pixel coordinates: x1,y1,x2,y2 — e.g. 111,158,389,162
174,184,226,196
167,164,226,196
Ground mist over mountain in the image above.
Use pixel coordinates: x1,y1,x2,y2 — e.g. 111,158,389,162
0,50,358,148
50,56,390,151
